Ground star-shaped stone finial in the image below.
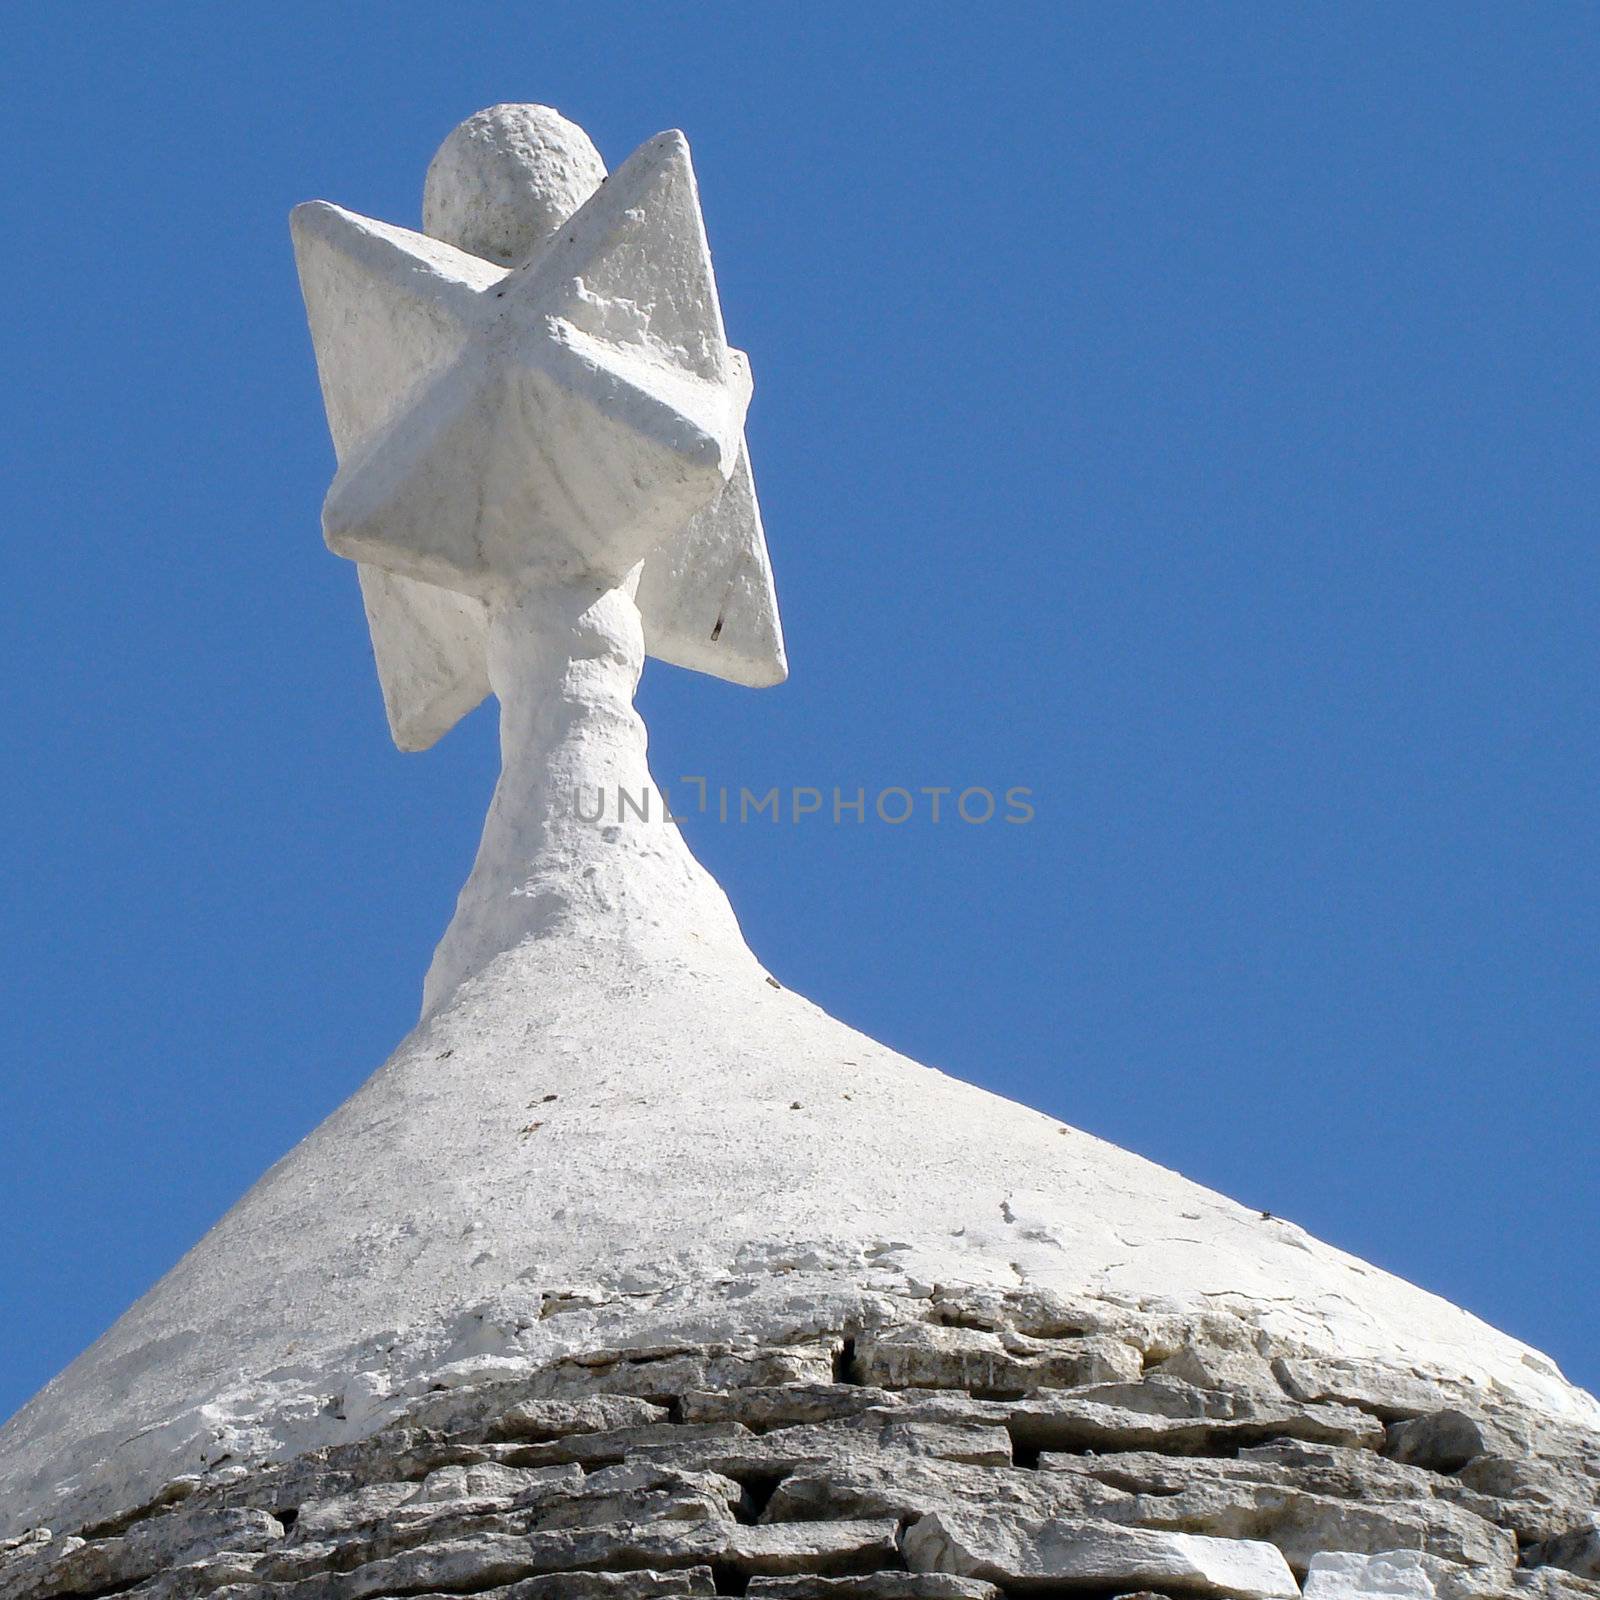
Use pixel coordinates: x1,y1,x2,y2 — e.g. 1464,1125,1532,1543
292,104,785,753
291,107,784,1013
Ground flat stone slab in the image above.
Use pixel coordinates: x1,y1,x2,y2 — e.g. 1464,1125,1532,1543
904,1508,1301,1598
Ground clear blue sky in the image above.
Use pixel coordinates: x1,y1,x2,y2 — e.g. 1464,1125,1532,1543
2,4,1595,1420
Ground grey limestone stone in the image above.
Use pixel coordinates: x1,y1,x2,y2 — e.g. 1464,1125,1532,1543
904,1507,1299,1598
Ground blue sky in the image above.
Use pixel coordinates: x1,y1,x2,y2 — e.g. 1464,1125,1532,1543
1,4,1595,1419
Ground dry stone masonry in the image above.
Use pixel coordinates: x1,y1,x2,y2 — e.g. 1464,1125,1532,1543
4,1294,1597,1600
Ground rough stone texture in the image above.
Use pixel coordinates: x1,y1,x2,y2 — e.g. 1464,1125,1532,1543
1303,1550,1453,1600
423,103,607,265
1531,1529,1600,1583
902,1508,1301,1597
1385,1413,1500,1475
853,1324,1145,1393
4,1303,1596,1600
748,1578,999,1599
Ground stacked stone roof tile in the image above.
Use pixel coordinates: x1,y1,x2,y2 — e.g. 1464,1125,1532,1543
4,1297,1596,1600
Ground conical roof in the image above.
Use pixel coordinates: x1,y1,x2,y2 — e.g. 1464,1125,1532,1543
1,919,1594,1539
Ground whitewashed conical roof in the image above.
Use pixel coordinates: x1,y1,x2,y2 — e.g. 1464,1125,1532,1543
1,914,1594,1539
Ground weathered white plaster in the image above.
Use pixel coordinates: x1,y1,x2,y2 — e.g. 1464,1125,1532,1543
636,438,786,688
423,104,607,267
418,578,748,1015
309,134,749,599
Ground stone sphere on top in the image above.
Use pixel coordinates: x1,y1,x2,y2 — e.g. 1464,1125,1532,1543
423,103,606,264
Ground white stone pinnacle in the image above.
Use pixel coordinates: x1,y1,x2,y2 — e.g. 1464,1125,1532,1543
291,106,786,1011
